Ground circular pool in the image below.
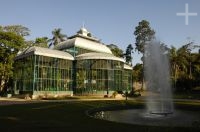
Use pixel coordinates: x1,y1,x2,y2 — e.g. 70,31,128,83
93,109,200,127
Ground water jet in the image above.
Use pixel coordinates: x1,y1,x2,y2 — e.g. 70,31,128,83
144,40,173,116
91,40,200,127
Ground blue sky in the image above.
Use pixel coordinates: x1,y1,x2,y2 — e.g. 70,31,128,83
1,0,200,65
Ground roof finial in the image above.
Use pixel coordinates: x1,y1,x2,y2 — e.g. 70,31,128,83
82,21,85,28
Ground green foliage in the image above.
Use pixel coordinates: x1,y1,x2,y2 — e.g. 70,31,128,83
0,31,25,93
133,20,155,90
2,25,30,37
107,44,124,57
192,53,200,83
34,37,49,48
169,44,190,85
132,25,200,92
134,20,155,54
0,25,31,50
49,28,67,47
132,63,143,82
169,42,200,91
124,44,133,65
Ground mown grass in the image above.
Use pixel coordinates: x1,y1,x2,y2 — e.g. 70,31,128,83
0,100,199,132
174,91,200,100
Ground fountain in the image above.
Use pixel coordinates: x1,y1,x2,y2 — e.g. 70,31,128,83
91,40,200,127
144,40,173,116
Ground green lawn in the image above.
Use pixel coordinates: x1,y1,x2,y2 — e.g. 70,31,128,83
174,91,200,100
0,100,199,132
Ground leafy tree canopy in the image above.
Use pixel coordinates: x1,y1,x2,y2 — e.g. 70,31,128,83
0,31,25,93
0,25,31,50
133,63,143,82
124,44,133,66
133,20,155,89
34,37,49,48
1,25,30,37
107,44,124,57
134,20,155,54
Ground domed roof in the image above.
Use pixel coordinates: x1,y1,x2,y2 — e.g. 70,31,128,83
76,52,125,62
80,27,88,33
77,27,90,37
15,46,74,60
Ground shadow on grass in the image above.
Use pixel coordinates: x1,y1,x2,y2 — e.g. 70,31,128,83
0,100,199,132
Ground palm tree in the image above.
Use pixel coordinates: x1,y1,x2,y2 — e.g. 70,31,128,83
192,52,200,87
170,46,179,89
169,44,191,90
49,28,67,48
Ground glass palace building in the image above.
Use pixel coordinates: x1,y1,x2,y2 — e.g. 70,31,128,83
14,28,133,98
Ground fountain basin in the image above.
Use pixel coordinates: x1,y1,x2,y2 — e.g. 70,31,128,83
92,108,200,127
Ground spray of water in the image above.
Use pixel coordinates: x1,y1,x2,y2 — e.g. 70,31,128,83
144,40,173,115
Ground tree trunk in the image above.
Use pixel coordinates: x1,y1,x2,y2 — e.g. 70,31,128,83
174,64,178,90
0,78,5,92
141,53,145,91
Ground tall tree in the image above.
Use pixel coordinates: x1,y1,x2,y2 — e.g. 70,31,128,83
107,44,124,57
0,31,25,94
124,44,134,66
134,20,155,89
134,20,155,54
49,28,67,47
3,25,30,37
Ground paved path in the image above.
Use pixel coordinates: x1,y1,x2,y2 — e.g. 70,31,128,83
0,96,200,106
0,97,125,106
